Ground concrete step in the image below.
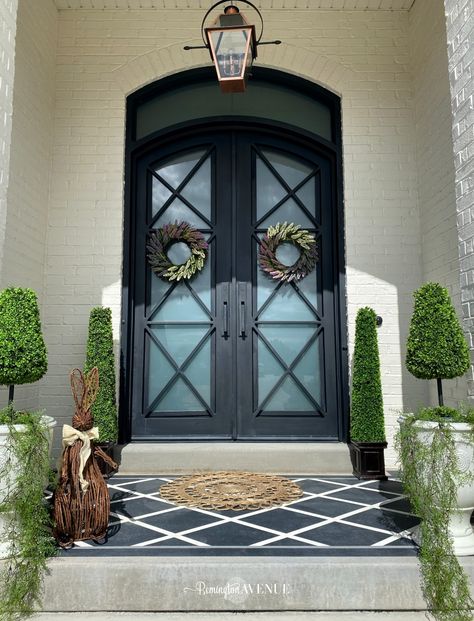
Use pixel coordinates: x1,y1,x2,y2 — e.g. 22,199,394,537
37,555,474,612
116,442,353,475
30,613,444,620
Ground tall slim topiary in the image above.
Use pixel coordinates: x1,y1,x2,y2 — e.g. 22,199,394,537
84,307,118,443
0,287,47,404
406,282,470,406
350,307,385,443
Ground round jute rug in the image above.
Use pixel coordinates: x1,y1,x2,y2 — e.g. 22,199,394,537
159,471,303,511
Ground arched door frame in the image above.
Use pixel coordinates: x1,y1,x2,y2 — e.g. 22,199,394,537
120,67,348,444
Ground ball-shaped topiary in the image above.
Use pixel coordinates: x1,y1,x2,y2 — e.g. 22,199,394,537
350,307,385,443
84,307,118,443
0,287,47,388
406,282,470,382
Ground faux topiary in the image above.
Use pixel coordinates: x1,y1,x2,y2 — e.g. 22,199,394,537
350,307,385,443
406,282,470,405
84,307,118,443
0,287,47,401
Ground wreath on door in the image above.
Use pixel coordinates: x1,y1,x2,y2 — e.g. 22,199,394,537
258,222,318,283
147,221,208,281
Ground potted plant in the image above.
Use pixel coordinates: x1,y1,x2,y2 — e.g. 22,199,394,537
0,287,57,619
349,306,387,480
84,306,118,476
396,282,474,620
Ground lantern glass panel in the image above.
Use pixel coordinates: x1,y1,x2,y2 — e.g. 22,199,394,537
209,29,250,80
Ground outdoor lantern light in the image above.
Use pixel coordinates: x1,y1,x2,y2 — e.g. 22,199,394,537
184,1,281,94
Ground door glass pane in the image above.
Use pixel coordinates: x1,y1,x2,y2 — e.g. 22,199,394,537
146,336,175,407
181,157,211,221
155,151,204,188
152,325,209,366
256,157,286,220
258,337,284,405
294,337,321,404
259,325,316,365
185,337,211,406
154,286,209,322
296,177,316,219
155,377,203,412
264,376,314,412
259,198,314,229
259,286,315,321
275,242,300,267
262,150,312,188
156,198,208,229
151,176,173,219
149,268,171,310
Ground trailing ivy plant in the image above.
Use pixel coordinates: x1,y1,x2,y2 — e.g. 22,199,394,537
396,410,474,621
0,407,57,621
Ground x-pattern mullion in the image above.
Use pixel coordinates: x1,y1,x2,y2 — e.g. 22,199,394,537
146,326,214,415
147,280,177,322
149,148,213,228
255,326,323,414
254,148,319,228
183,280,214,321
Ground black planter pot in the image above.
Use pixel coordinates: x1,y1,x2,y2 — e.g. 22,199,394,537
349,441,388,480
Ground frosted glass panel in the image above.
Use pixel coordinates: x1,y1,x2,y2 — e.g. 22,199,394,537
152,176,172,218
150,268,171,309
185,338,211,406
260,198,314,229
264,376,314,412
258,338,284,404
260,286,315,321
275,242,300,267
296,272,318,310
155,377,202,412
152,325,209,366
260,325,316,365
167,242,192,266
181,158,211,221
155,151,204,188
256,158,286,220
294,338,321,404
296,177,316,218
147,338,175,407
156,198,208,229
155,286,209,322
263,150,311,188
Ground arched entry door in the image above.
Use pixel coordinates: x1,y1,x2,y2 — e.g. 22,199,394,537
126,124,344,440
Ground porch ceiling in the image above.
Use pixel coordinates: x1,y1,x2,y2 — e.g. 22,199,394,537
53,0,416,10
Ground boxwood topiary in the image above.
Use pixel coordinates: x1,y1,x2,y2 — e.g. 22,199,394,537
406,282,470,405
0,287,47,400
84,307,118,443
350,307,385,443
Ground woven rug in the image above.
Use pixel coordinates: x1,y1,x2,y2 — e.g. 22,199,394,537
159,471,303,511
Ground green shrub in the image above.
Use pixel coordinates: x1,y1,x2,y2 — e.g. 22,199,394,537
350,307,385,443
0,288,47,387
406,282,469,381
84,307,118,443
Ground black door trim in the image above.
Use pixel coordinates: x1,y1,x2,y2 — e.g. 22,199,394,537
120,69,347,444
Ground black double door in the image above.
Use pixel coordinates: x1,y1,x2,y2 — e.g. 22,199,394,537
131,127,341,440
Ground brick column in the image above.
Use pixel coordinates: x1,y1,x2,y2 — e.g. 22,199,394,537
0,0,18,272
444,0,474,399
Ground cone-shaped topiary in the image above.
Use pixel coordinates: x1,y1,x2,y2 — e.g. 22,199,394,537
350,307,385,443
0,287,47,394
406,282,470,405
84,307,118,443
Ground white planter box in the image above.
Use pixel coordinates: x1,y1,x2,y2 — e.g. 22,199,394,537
0,416,56,559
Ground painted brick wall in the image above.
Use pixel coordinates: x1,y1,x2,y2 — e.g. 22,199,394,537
0,0,18,290
1,0,58,409
39,7,434,466
444,0,474,403
409,0,467,406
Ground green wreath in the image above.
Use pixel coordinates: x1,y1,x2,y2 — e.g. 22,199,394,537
258,222,318,283
147,221,208,282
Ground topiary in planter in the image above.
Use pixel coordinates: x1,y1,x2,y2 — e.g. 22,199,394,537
406,282,470,406
349,307,386,480
84,307,118,444
0,287,47,403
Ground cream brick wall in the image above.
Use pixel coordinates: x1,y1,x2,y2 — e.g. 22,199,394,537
39,7,432,466
444,0,474,403
0,0,18,289
1,0,58,410
409,0,467,406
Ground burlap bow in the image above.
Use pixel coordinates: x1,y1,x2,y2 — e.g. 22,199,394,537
61,424,99,492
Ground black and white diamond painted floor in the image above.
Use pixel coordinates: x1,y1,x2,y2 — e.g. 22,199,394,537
61,475,419,557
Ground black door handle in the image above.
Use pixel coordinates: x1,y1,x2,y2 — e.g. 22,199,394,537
239,300,246,338
222,301,229,338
